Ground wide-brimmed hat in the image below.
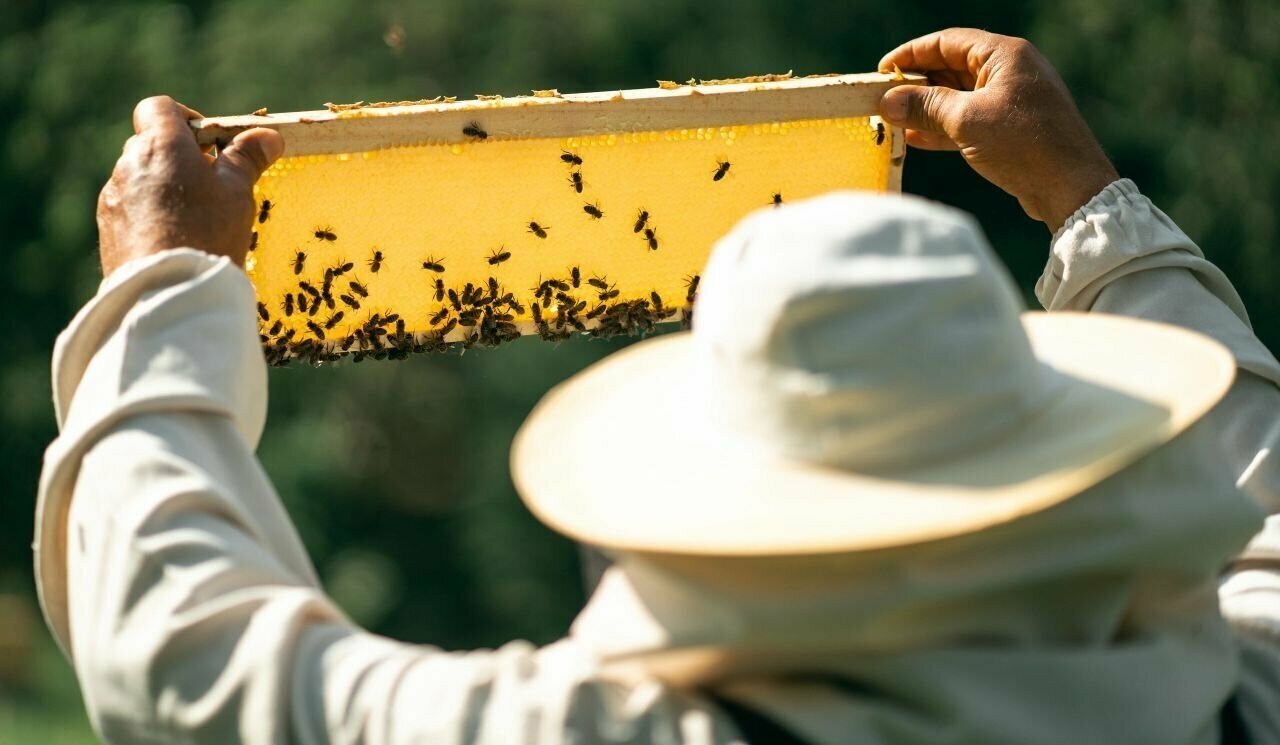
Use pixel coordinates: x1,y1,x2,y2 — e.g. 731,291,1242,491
511,192,1235,556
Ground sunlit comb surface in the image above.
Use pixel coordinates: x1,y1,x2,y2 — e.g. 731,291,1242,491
228,81,906,364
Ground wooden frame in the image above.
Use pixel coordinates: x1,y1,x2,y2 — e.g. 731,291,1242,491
191,72,924,159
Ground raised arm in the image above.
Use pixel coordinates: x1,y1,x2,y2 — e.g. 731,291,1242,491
882,29,1280,735
37,97,736,745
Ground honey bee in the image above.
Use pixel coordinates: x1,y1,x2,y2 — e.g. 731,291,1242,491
583,202,604,220
298,281,320,299
548,278,570,292
587,276,609,290
531,303,543,323
598,287,619,301
713,159,731,181
422,256,446,273
348,281,369,298
297,293,310,313
448,288,462,311
306,320,326,340
314,227,337,242
487,247,512,265
633,209,649,234
430,307,451,325
293,250,306,275
368,250,383,273
439,318,458,336
875,121,885,146
325,311,345,329
257,199,273,223
334,261,354,275
586,304,606,320
282,294,294,317
644,227,659,251
434,278,445,302
650,291,664,311
568,171,584,193
487,277,500,296
269,320,283,336
685,274,701,303
772,192,783,207
570,266,580,288
340,293,360,310
249,231,258,251
528,222,550,239
561,150,583,166
340,335,356,352
257,302,270,321
463,122,488,140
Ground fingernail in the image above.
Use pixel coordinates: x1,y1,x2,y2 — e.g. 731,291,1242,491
880,89,909,124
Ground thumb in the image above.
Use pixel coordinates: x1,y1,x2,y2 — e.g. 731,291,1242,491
215,127,284,189
880,85,968,137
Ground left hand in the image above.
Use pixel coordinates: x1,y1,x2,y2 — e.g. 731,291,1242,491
96,96,283,276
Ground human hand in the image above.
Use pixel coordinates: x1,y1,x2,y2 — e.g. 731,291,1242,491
879,29,1120,232
96,96,283,276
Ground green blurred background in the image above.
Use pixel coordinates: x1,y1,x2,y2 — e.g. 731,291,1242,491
1,0,1276,741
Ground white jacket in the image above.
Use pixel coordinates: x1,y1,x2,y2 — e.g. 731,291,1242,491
34,180,1280,744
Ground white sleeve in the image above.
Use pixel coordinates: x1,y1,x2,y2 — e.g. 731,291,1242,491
1035,180,1280,738
36,249,738,745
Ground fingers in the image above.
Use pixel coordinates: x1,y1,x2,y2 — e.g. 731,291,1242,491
132,96,204,165
879,28,1001,81
214,127,285,190
879,84,968,137
133,95,201,136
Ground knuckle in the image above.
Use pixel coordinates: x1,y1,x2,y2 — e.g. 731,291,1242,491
239,143,270,174
1004,37,1041,64
135,94,173,115
920,88,954,130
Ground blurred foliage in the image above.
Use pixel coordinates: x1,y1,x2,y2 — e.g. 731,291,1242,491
1,0,1276,741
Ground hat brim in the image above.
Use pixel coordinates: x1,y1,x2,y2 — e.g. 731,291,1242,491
511,312,1235,556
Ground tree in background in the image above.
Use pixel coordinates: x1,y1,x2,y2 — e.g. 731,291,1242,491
1,1,1276,741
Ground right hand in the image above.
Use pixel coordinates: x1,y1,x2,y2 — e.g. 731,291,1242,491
879,29,1120,233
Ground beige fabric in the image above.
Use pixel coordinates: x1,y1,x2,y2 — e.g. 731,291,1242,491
513,192,1237,555
33,179,1280,744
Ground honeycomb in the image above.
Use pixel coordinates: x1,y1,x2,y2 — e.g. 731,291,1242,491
221,81,905,364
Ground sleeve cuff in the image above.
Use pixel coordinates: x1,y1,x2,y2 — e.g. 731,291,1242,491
1035,178,1224,312
35,248,267,657
51,248,267,440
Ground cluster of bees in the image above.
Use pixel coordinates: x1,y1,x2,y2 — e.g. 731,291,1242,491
255,243,701,367
248,119,825,365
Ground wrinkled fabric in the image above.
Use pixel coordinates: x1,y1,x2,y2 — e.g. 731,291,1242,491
34,180,1280,744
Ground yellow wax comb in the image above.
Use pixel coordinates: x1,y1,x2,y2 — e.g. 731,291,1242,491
192,71,920,365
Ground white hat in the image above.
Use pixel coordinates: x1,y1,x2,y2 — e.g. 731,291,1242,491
511,192,1235,556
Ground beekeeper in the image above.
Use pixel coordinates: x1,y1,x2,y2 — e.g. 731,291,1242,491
35,28,1280,744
